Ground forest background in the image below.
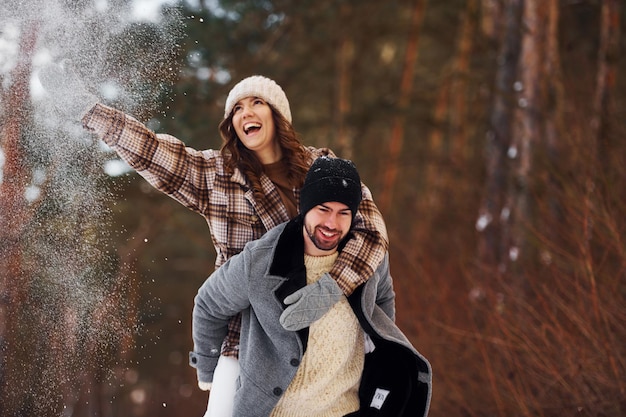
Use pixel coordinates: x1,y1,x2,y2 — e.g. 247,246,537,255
0,0,624,416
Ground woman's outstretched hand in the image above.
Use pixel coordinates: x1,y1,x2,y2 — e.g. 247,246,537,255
38,61,99,121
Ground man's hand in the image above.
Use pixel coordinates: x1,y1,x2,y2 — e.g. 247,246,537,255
38,61,99,121
279,273,343,331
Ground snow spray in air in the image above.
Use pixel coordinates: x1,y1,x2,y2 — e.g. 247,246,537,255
0,0,183,414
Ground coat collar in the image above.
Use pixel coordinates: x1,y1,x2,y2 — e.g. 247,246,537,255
269,216,309,348
270,216,306,303
229,166,248,187
231,167,291,232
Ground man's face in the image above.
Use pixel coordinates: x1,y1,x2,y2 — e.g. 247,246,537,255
303,201,352,256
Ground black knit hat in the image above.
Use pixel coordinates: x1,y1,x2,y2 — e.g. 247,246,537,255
299,157,362,220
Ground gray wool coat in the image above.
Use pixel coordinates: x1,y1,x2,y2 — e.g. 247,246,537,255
190,217,432,417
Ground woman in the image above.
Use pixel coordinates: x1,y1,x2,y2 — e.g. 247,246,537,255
76,75,389,416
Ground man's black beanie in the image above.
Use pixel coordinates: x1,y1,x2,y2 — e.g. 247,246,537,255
299,156,362,220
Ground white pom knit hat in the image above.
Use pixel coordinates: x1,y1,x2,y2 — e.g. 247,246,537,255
224,75,292,123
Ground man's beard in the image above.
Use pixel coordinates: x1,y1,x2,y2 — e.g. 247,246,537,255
305,224,342,252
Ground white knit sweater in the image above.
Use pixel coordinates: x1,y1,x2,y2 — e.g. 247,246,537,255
271,253,365,417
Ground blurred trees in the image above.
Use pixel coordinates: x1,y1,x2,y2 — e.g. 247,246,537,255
156,1,625,416
1,0,624,416
0,17,131,417
0,1,185,416
0,20,39,415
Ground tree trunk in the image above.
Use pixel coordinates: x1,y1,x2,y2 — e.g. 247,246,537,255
480,0,502,40
542,0,566,239
334,2,355,159
505,0,544,273
591,0,620,192
450,0,478,168
0,22,38,414
418,0,477,241
423,79,450,215
379,0,427,214
477,0,522,267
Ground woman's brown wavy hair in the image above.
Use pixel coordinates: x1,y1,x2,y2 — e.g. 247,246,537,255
219,105,312,202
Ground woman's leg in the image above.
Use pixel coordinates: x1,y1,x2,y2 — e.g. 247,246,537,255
203,355,240,417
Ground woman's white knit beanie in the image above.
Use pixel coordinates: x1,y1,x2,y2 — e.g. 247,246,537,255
224,75,292,123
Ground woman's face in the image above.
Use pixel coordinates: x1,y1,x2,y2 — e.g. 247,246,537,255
231,96,280,164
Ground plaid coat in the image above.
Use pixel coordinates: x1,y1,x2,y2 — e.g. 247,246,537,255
83,103,389,356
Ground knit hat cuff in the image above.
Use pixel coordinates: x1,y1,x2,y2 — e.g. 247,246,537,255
224,75,292,123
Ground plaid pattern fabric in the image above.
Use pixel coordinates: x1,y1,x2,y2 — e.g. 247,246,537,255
83,104,389,357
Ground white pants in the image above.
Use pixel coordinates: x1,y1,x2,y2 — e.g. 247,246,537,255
203,355,240,417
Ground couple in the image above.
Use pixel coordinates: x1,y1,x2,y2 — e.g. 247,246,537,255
40,65,431,416
190,155,431,416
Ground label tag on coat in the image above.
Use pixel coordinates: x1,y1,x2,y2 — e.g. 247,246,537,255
370,388,390,410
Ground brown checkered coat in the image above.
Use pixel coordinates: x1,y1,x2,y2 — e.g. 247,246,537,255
83,104,389,357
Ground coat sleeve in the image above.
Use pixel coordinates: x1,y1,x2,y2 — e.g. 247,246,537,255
373,254,396,321
189,249,252,387
82,103,218,215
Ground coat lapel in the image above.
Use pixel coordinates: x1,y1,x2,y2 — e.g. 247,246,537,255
232,168,291,233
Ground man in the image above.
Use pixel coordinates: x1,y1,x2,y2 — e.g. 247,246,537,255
189,157,432,417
